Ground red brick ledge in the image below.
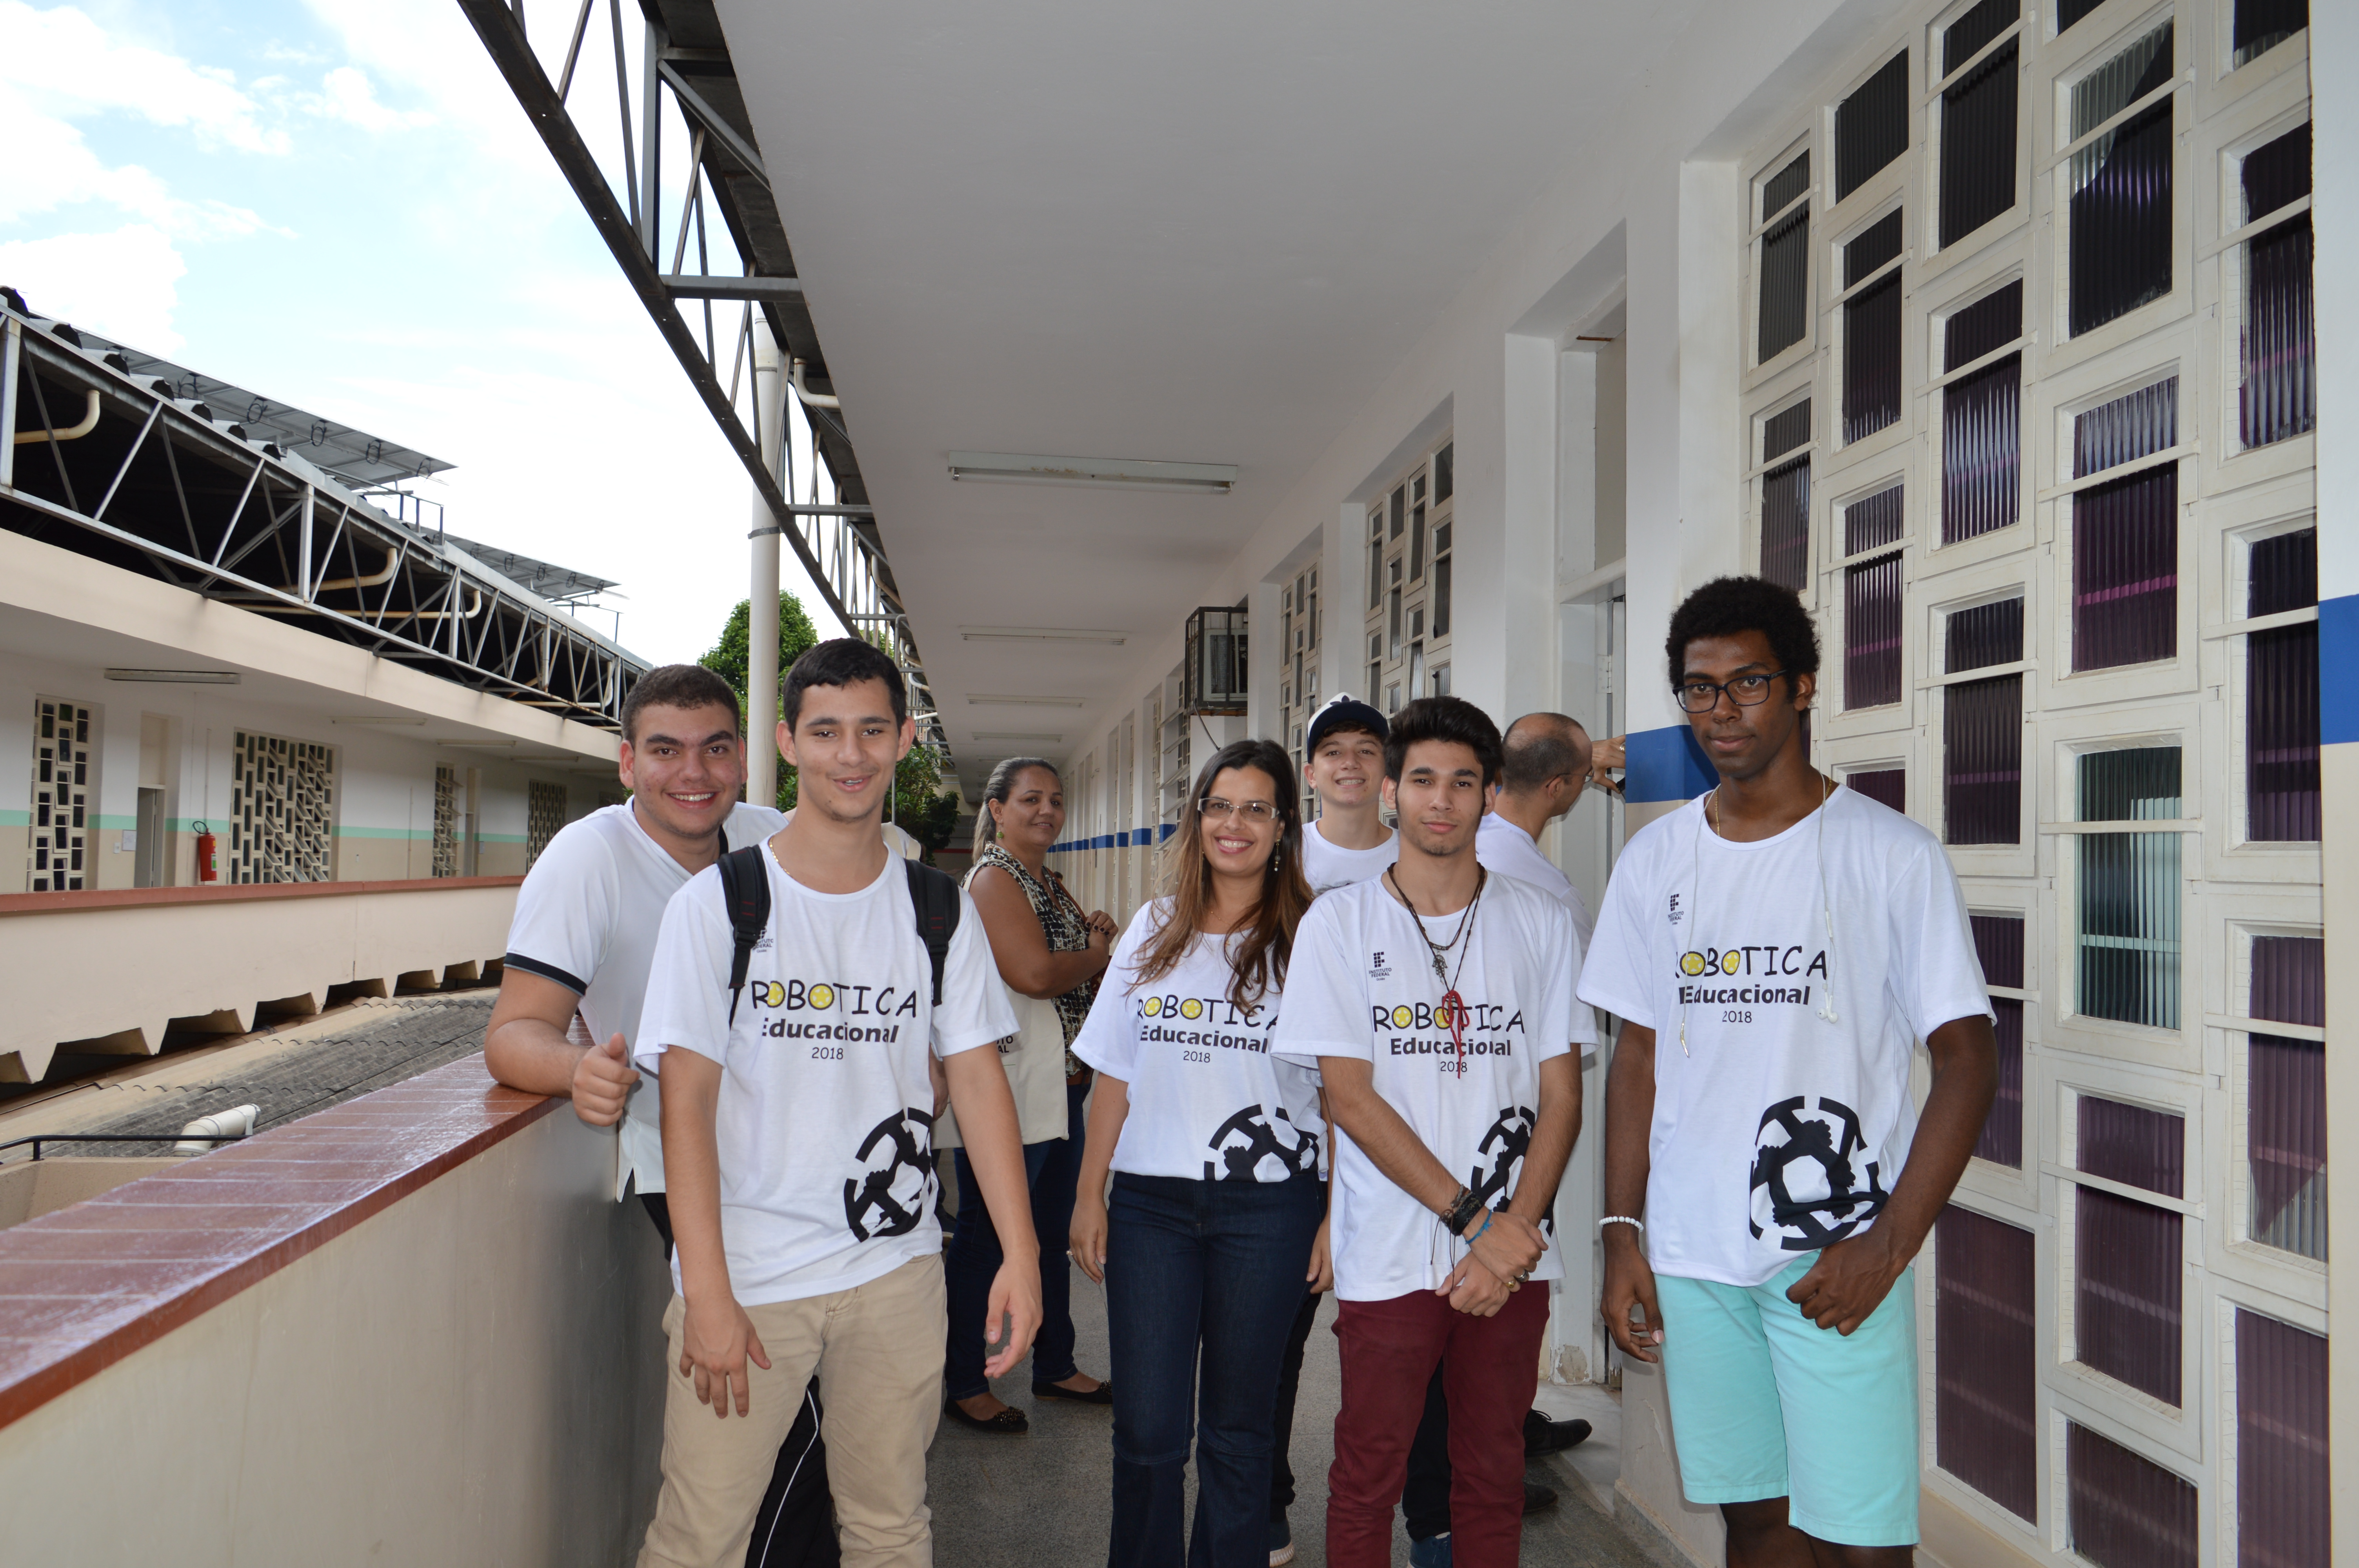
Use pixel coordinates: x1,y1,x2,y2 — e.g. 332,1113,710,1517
0,1056,558,1431
0,876,524,917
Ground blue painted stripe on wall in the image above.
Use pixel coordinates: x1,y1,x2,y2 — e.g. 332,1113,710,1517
2323,593,2359,746
1624,723,1717,803
1048,824,1181,854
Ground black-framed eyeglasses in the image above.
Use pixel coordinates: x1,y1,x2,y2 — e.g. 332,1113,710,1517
1197,797,1279,824
1674,670,1789,713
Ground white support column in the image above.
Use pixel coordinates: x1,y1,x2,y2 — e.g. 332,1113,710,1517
0,318,20,490
748,319,783,806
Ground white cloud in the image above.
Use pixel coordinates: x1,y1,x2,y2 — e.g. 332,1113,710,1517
0,224,187,350
0,2,289,154
0,87,281,236
298,66,433,134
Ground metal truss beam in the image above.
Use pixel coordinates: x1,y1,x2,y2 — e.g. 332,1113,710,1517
455,0,947,755
0,314,638,728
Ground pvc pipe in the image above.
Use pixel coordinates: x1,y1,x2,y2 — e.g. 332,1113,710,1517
311,545,398,592
16,389,99,444
174,1103,260,1155
788,358,839,410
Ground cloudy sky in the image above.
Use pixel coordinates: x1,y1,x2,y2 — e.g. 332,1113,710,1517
1,0,839,664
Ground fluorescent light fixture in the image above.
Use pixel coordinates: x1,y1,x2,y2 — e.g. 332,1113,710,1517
971,731,1065,743
331,717,428,726
104,668,240,684
946,452,1236,494
959,626,1128,646
965,694,1088,708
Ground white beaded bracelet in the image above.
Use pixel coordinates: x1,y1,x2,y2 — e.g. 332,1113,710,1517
1598,1215,1645,1231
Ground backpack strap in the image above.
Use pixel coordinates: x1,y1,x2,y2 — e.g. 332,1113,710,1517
717,844,772,1025
904,858,961,1007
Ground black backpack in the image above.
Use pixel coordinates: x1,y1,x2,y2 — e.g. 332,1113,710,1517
718,848,961,1025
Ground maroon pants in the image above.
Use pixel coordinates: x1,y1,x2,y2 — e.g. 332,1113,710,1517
1326,1285,1547,1567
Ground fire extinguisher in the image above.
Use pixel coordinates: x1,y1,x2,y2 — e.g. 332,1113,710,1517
194,820,218,883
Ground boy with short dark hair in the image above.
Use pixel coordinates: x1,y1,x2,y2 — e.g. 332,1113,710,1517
1299,695,1398,892
632,639,1043,1568
1275,695,1589,1568
1583,577,1997,1565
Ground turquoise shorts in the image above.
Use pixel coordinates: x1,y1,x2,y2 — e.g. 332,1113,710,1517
1655,1256,1919,1547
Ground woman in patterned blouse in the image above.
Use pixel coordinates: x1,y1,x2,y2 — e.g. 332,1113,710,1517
944,757,1120,1433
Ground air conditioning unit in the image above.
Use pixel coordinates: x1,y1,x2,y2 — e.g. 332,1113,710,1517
1181,606,1248,716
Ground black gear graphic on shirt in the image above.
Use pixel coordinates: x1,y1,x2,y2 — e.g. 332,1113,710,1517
1748,1094,1889,1250
1468,1106,1548,1234
843,1107,938,1241
1203,1105,1319,1182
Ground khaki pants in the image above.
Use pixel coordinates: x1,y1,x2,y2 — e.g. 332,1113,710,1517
636,1255,947,1568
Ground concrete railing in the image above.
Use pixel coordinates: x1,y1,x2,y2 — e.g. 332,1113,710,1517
0,876,522,1082
0,1057,669,1565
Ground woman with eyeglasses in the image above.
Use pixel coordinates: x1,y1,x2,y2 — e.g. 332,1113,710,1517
1070,737,1329,1568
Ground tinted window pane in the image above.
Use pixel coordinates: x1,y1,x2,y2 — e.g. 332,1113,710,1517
1943,0,2018,75
1843,278,1903,443
1843,484,1904,555
2250,935,2326,1258
1946,596,2024,673
1761,460,1810,591
1941,41,2018,249
2067,26,2174,336
2242,127,2315,448
2068,1423,2197,1568
1836,53,1910,201
1945,675,2021,846
2237,1312,2330,1568
1844,554,1904,710
1847,768,1905,812
2075,1183,2183,1403
2079,1093,2184,1198
1942,356,2021,543
1763,400,1812,461
2235,0,2308,66
1935,1206,2037,1518
1759,210,1810,362
2073,467,2177,670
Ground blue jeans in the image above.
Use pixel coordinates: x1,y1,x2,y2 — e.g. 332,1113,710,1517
1105,1171,1324,1568
944,1077,1088,1401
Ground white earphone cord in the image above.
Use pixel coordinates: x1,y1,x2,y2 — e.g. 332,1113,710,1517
1678,776,1839,1056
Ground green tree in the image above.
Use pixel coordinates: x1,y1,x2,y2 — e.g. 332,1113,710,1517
700,590,823,711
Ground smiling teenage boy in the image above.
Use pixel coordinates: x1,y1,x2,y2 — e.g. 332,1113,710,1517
1274,696,1589,1568
1298,696,1398,892
632,639,1044,1568
1581,578,1996,1567
487,664,841,1568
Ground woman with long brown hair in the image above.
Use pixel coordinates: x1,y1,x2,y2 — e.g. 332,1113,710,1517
1069,738,1329,1568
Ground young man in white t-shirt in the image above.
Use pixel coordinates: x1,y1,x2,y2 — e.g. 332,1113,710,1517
1299,696,1398,892
485,665,839,1568
631,640,1043,1568
1580,578,1996,1565
1274,696,1589,1568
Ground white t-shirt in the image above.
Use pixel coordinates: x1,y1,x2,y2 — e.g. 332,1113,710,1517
1301,817,1398,893
1274,874,1592,1301
503,801,787,1198
1576,787,1992,1289
1475,811,1596,954
634,850,1016,1305
1072,900,1324,1183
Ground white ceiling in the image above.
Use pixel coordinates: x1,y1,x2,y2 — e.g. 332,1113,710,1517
714,2,1699,786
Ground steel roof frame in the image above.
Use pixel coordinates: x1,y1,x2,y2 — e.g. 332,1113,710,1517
0,310,641,728
455,0,945,751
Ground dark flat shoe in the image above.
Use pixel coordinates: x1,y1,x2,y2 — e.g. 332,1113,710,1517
1032,1378,1114,1405
1523,1410,1593,1457
944,1398,1028,1433
1522,1481,1558,1514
